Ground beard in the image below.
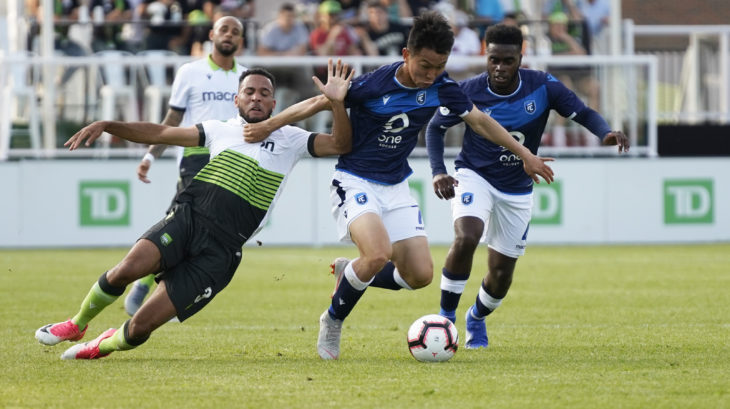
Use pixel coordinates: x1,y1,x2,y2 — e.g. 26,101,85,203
215,41,239,57
240,107,270,123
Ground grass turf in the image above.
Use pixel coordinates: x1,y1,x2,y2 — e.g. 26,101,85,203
1,244,729,408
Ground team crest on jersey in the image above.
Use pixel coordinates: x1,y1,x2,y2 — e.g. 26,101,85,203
524,100,536,114
461,192,474,205
416,91,426,105
482,108,493,116
355,193,368,205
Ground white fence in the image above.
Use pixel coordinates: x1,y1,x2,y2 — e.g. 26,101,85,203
0,54,658,160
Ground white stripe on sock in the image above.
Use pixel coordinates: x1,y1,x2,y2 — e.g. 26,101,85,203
477,286,503,312
344,262,373,291
393,267,413,290
440,275,468,294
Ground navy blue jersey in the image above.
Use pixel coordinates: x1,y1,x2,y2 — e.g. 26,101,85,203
340,62,473,185
428,68,603,194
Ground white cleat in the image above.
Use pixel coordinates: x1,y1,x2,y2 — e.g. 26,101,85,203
317,310,342,360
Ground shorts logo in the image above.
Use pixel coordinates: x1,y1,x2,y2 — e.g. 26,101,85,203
416,91,426,105
461,192,474,205
194,287,212,304
524,100,536,114
160,233,173,246
355,193,368,205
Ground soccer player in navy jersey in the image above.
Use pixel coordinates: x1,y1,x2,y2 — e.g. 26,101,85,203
426,23,629,348
244,12,554,360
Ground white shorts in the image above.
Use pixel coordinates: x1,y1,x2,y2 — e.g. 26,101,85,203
330,170,427,243
451,168,533,258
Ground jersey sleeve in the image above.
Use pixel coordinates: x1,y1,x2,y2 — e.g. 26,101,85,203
545,73,588,119
168,63,192,111
344,70,376,108
438,81,473,118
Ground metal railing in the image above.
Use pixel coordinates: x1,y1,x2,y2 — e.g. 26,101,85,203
0,53,658,160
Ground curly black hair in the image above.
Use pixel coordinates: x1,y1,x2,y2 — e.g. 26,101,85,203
484,24,523,48
238,67,276,90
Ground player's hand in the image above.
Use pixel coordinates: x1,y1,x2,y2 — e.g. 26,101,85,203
137,159,152,183
432,173,458,200
522,154,555,184
602,131,630,153
313,58,355,103
244,121,273,143
64,121,107,150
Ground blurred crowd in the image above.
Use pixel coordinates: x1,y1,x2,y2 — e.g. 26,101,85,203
21,0,612,146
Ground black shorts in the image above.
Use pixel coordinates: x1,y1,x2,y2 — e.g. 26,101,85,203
140,202,242,322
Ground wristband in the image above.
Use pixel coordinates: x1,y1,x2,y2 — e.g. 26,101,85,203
143,153,155,163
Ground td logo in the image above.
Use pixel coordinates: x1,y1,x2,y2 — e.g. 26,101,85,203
664,179,713,224
80,181,130,226
532,181,561,225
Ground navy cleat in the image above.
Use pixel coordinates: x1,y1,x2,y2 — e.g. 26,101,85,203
464,305,488,349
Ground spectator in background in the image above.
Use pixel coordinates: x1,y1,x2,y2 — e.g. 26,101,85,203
213,0,254,20
335,0,363,24
405,0,435,17
445,9,481,80
140,0,190,53
89,0,133,52
310,0,362,61
258,3,315,113
546,10,600,146
31,0,88,84
357,0,410,56
577,0,610,53
379,0,413,20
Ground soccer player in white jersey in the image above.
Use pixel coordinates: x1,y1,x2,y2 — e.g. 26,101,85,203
244,12,555,360
124,15,248,316
35,61,354,360
427,24,629,348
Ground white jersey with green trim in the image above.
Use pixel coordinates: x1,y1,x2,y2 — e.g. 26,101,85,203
168,55,246,166
177,115,317,247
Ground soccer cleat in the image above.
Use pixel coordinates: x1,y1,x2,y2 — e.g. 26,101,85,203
439,308,457,324
464,306,489,349
124,281,150,316
61,328,117,360
329,257,349,298
317,310,343,360
35,319,88,346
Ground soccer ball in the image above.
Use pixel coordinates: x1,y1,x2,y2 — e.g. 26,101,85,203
407,314,458,362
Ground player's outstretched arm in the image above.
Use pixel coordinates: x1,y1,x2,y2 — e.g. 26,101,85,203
463,106,555,184
243,95,331,143
65,121,200,151
312,59,355,157
425,117,457,200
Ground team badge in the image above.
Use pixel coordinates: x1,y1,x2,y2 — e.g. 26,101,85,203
355,193,368,205
461,192,474,205
524,100,536,114
416,91,426,105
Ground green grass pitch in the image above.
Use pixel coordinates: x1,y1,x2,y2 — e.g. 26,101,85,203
1,244,729,408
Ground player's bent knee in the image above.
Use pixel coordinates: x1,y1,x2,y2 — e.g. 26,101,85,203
453,233,481,252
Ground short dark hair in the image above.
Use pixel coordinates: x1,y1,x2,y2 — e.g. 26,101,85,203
484,24,523,48
407,11,454,55
239,68,276,90
280,3,295,13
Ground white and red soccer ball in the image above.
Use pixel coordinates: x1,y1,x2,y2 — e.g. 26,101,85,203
407,314,458,362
